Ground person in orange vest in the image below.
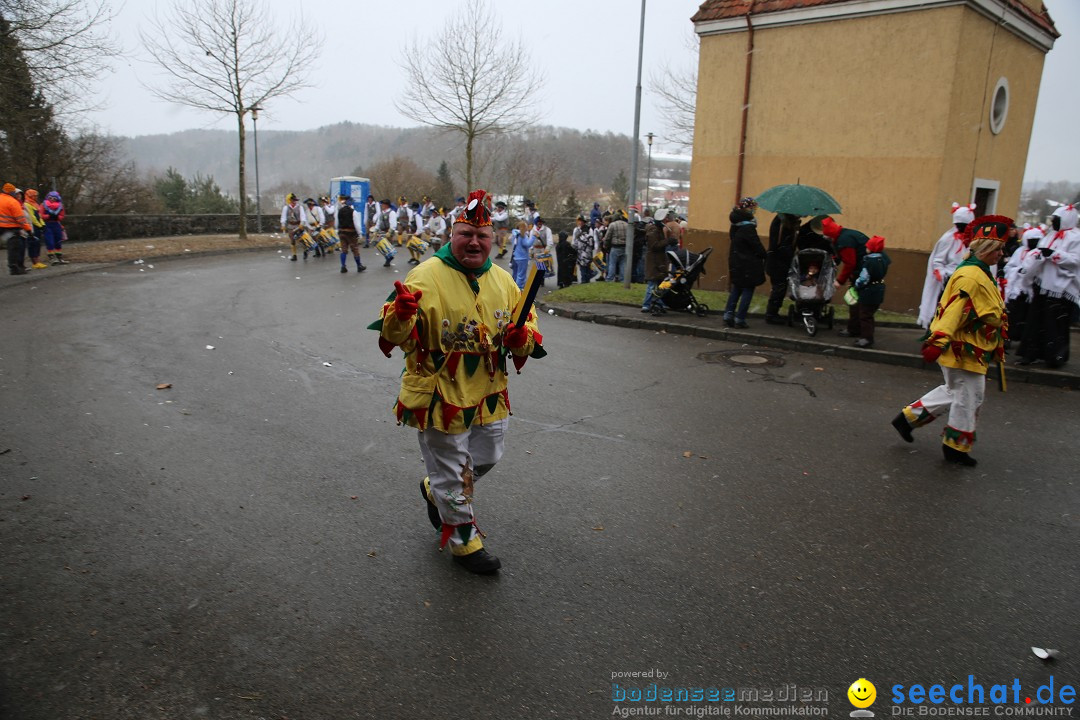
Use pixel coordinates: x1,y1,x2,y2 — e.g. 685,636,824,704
1,183,32,275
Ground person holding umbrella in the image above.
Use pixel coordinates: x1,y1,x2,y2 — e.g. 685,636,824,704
765,213,801,324
754,183,843,324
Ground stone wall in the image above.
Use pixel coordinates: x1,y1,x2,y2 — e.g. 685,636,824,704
63,213,582,242
62,214,280,242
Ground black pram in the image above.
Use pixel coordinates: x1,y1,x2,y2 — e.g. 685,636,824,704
656,247,713,317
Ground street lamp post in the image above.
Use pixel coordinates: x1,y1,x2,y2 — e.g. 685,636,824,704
645,132,655,214
623,0,647,290
251,105,262,234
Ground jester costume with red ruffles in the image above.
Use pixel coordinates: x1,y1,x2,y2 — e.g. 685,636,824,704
369,242,544,557
901,256,1006,454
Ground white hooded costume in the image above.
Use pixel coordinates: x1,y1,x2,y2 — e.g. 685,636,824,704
1003,225,1045,303
1033,204,1080,304
918,203,976,328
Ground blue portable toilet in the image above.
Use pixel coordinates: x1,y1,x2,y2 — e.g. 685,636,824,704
329,176,371,208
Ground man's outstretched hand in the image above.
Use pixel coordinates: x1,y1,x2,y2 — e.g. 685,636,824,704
393,281,422,320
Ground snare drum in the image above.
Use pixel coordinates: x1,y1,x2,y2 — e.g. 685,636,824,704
535,252,554,278
375,236,397,260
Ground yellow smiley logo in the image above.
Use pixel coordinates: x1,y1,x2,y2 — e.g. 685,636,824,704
848,679,876,708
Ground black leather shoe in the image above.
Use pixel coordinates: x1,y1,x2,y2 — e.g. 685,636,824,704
724,317,735,328
452,548,501,574
891,413,914,443
942,444,977,467
420,479,441,531
340,266,348,273
765,315,785,325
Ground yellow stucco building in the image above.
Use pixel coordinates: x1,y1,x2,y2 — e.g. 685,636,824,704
687,0,1059,312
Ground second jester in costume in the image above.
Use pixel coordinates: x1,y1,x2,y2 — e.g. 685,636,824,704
371,189,545,574
892,215,1011,467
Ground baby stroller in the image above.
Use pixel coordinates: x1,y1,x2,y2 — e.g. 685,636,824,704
656,247,713,317
786,247,836,336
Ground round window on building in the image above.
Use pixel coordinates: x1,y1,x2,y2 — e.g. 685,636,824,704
990,77,1009,135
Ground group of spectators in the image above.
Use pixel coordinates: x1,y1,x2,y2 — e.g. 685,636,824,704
276,190,691,313
724,197,890,347
3,182,68,275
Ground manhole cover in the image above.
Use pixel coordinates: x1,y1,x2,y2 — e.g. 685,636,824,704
697,349,785,367
730,354,770,365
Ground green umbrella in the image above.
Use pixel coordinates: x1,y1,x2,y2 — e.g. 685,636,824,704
755,184,842,217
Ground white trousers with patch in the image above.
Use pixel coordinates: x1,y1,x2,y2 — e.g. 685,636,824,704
907,366,985,451
417,418,507,553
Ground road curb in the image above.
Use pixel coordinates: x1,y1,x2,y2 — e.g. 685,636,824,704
538,300,1080,391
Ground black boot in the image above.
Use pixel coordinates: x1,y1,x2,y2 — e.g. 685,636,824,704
942,444,977,467
420,478,441,531
452,548,501,574
891,413,914,443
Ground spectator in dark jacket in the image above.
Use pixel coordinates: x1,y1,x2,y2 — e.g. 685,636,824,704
765,213,800,323
723,197,767,328
641,211,670,313
555,231,577,288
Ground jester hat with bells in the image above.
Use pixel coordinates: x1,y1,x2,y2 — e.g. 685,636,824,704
454,189,493,227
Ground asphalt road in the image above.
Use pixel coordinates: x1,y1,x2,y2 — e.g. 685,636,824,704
1,252,1078,719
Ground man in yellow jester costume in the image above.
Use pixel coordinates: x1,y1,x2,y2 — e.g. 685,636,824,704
892,215,1010,467
370,189,545,573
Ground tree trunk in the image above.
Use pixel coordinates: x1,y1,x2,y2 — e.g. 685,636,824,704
465,132,474,191
237,112,248,240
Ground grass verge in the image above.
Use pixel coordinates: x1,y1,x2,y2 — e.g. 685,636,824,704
545,281,917,324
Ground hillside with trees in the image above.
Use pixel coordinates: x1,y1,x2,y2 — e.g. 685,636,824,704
119,122,645,214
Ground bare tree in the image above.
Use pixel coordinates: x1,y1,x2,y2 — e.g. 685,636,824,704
140,0,320,238
0,0,122,114
366,156,439,204
648,32,698,152
396,0,541,190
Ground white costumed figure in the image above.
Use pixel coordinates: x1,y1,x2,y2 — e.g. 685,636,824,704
918,202,975,328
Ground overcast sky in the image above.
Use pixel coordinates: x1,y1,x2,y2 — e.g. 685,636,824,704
88,0,1077,182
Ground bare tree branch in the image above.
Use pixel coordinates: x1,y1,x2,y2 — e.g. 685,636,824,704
395,0,543,189
648,31,698,152
0,0,122,115
140,0,321,238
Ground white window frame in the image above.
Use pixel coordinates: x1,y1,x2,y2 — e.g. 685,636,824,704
989,77,1009,135
971,178,1000,215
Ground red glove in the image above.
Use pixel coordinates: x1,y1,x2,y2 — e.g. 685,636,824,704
933,269,943,283
503,322,529,349
393,280,422,320
921,344,943,363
